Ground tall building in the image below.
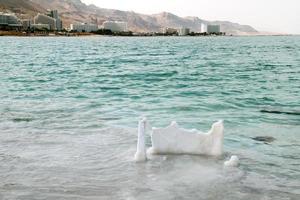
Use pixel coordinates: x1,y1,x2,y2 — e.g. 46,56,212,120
49,10,58,19
56,18,62,31
47,10,62,31
207,25,221,33
103,21,128,32
178,27,190,36
200,23,207,33
70,23,98,32
33,13,56,30
22,19,31,30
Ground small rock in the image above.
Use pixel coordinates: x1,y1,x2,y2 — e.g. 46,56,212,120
252,136,275,143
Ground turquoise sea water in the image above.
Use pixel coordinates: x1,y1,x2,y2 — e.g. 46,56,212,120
0,36,299,199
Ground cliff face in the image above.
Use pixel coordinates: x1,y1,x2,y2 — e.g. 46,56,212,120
0,0,258,34
0,0,45,15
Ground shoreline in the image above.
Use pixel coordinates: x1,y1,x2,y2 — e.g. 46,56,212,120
0,31,295,37
0,31,94,37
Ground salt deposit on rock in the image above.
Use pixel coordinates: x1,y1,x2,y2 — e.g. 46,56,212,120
224,155,239,167
134,117,147,162
149,120,224,156
134,118,224,162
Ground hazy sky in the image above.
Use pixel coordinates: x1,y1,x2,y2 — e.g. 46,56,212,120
82,0,300,34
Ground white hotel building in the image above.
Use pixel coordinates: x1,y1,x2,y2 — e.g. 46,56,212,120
207,24,221,33
70,23,98,32
178,27,190,36
103,21,128,32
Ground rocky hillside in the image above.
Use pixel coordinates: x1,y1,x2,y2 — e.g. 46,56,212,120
0,0,45,16
0,0,258,34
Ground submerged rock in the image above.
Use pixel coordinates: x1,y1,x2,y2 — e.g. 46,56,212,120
252,136,276,143
12,117,34,122
260,109,300,115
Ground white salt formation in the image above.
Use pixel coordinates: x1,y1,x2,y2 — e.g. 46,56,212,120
224,155,239,167
148,120,224,156
134,117,147,162
134,118,224,162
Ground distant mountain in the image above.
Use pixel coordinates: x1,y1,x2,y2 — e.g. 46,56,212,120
0,0,45,15
0,0,258,35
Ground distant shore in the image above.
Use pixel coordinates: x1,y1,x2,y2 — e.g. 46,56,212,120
0,30,224,37
0,31,94,37
0,30,294,37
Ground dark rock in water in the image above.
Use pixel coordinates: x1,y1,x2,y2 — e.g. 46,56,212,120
12,118,33,122
252,136,276,143
260,109,300,115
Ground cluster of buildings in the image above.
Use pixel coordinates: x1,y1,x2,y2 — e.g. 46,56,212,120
163,24,221,36
0,10,63,31
70,21,128,33
0,10,223,36
0,10,129,34
29,10,62,31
